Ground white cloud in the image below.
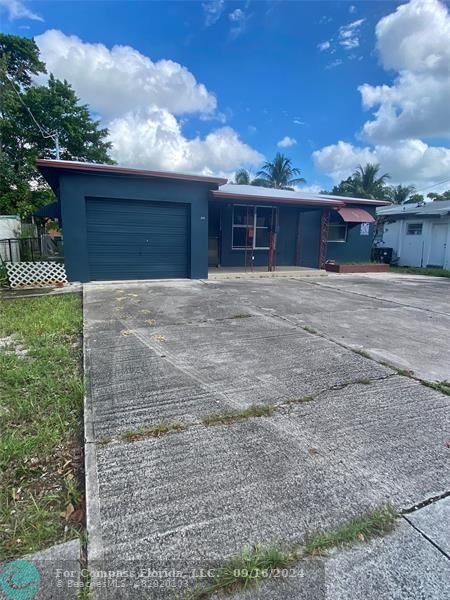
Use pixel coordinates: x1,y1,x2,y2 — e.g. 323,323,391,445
326,59,343,69
294,183,323,194
317,40,331,51
202,0,224,26
108,110,263,174
293,119,306,126
313,0,450,192
349,5,356,14
313,139,450,191
277,136,297,148
359,0,450,142
35,30,217,119
339,18,365,50
229,8,248,38
35,29,263,176
0,0,43,21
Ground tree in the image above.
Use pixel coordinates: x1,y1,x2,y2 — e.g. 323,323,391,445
0,33,113,218
386,184,416,204
427,190,450,202
233,168,251,185
351,163,390,199
255,153,306,190
406,193,425,204
322,163,390,200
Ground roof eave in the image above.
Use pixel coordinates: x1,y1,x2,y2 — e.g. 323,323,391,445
209,190,345,207
36,159,228,186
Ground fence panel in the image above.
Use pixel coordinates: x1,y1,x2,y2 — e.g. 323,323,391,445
5,262,68,288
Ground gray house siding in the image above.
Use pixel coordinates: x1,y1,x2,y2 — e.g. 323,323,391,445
209,202,323,269
326,205,377,264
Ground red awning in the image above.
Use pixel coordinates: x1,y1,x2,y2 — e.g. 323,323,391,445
337,207,375,223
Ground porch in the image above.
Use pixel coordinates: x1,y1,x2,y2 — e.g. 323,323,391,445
208,265,324,279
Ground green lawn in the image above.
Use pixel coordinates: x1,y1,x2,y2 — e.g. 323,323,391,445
390,266,450,278
0,294,83,559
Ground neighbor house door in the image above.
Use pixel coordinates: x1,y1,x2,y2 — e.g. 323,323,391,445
428,224,447,267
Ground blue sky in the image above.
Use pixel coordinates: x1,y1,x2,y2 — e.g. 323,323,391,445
1,0,450,193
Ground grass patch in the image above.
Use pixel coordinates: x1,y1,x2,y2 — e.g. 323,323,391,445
0,294,83,560
285,394,316,405
202,404,275,426
390,266,450,279
227,313,252,320
187,506,397,599
120,420,186,442
304,506,397,556
421,380,450,396
352,348,371,359
187,544,297,599
302,325,318,334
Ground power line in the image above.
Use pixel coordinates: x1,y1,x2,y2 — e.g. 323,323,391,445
415,177,450,194
4,73,60,158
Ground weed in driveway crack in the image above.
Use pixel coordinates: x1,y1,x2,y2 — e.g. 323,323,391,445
302,325,318,334
202,404,275,426
186,544,297,599
421,380,450,396
120,420,187,442
284,394,316,405
186,506,397,599
304,505,397,556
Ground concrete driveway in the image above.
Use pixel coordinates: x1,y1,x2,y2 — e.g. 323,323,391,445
83,274,450,599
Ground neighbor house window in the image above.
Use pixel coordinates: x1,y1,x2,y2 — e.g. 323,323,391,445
232,205,272,250
407,223,423,235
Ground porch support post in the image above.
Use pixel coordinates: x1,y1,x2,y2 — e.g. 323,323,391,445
319,209,330,268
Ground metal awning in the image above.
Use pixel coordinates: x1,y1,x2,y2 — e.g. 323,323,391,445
337,207,375,223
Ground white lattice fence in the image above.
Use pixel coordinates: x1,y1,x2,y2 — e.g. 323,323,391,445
5,262,67,288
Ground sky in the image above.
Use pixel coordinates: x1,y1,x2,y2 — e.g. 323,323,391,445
1,0,450,194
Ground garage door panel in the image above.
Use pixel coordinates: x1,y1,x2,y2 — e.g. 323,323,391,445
86,198,189,280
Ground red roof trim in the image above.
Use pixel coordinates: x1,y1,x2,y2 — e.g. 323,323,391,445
210,190,345,207
36,159,228,185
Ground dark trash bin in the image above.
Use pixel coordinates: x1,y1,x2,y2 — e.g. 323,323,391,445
372,247,393,264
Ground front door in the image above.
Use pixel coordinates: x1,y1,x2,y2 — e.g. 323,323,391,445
428,224,447,267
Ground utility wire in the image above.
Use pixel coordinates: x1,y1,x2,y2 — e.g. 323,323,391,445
415,177,450,194
4,73,60,157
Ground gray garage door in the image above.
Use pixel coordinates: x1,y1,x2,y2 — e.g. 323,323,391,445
86,197,190,280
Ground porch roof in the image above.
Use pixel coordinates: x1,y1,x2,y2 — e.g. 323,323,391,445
210,184,390,207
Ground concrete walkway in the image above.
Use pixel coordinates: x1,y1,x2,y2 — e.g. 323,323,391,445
83,274,450,599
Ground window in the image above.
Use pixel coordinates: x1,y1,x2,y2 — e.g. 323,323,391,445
232,205,273,250
328,224,347,242
407,223,423,236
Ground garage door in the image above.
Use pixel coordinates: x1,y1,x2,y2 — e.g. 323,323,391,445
86,197,189,280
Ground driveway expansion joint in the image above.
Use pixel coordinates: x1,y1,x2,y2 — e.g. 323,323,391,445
302,278,450,318
402,514,450,561
401,490,450,515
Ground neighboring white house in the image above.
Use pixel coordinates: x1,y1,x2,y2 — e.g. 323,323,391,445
0,215,21,263
376,201,450,269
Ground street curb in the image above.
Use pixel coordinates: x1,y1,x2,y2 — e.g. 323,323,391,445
82,286,105,580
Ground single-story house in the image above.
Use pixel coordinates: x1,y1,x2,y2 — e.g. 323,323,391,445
36,159,388,282
377,201,450,269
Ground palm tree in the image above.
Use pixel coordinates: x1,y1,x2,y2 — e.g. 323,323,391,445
350,163,390,199
233,168,251,185
255,153,306,190
386,184,416,204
